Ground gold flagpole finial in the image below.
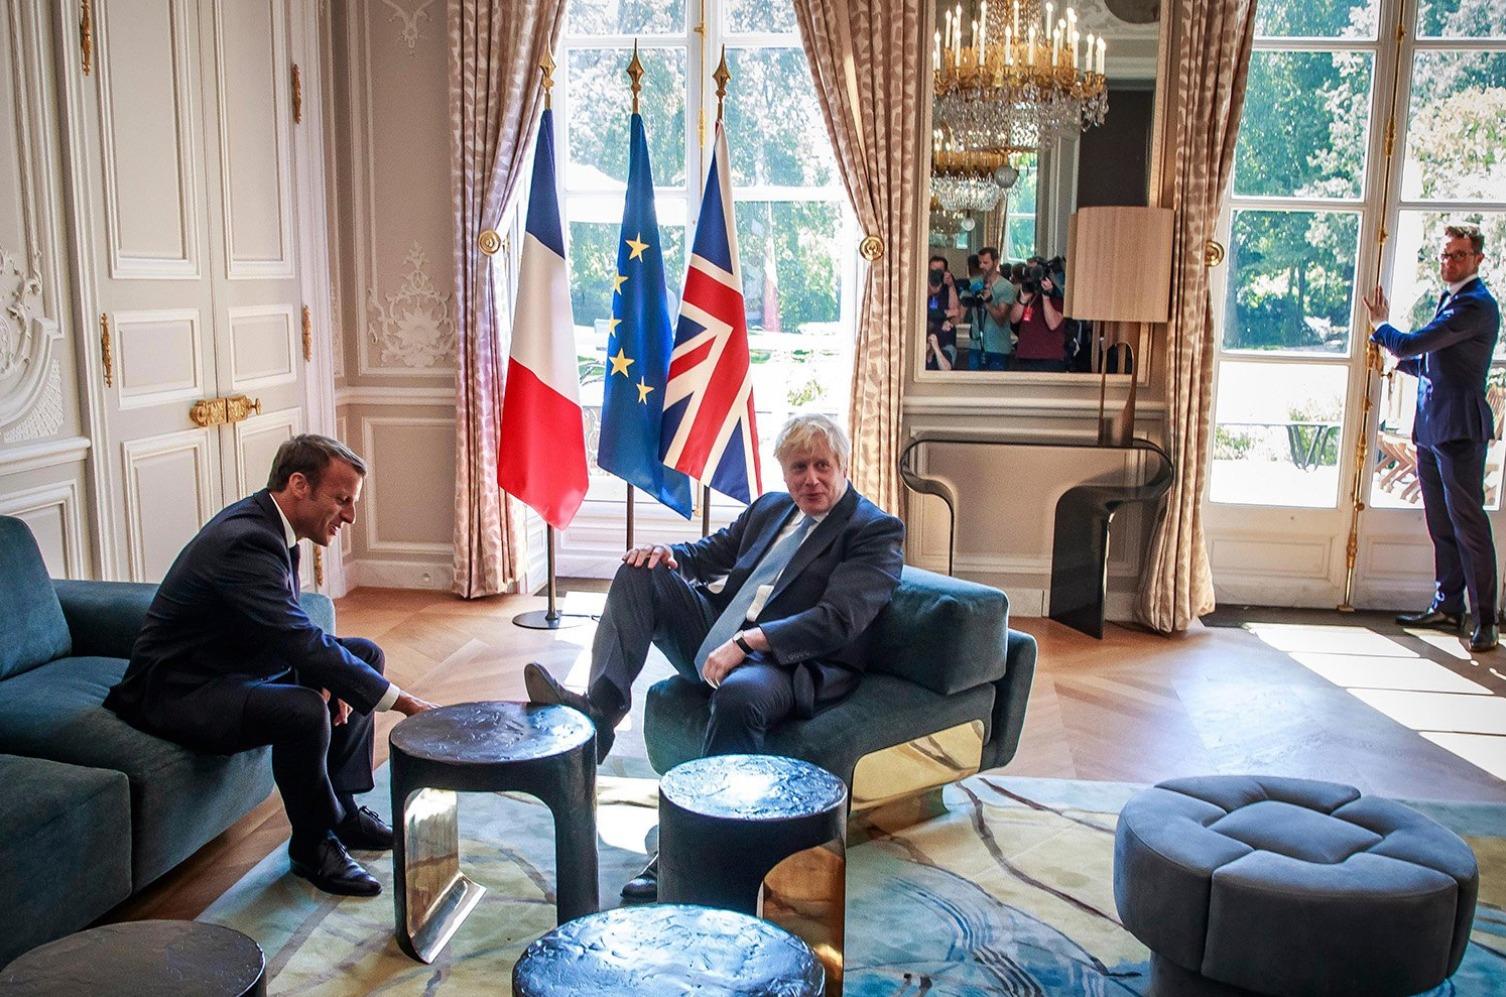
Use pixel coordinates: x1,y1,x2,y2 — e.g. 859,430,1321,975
541,51,556,109
713,45,731,123
627,40,645,115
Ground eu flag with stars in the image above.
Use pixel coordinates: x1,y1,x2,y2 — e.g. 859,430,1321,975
596,112,694,518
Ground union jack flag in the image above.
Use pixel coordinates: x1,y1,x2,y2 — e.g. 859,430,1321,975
660,121,761,503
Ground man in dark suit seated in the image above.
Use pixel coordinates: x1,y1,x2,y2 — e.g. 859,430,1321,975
1366,222,1502,652
524,412,905,899
105,435,437,896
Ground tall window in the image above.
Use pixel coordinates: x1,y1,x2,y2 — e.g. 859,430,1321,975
555,0,856,537
1371,2,1506,509
1210,1,1381,508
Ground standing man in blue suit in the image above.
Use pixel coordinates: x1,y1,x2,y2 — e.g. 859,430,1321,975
106,435,437,896
523,412,905,899
1365,223,1502,652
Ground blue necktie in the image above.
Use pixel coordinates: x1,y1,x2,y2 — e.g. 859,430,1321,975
695,515,816,672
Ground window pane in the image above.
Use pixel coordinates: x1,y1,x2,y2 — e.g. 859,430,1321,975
569,219,684,342
1234,50,1374,199
1223,209,1361,354
566,47,687,188
1371,365,1506,510
726,0,797,34
733,200,842,335
1387,211,1505,348
725,48,835,188
1416,1,1506,39
568,0,684,35
1399,51,1506,201
1254,0,1377,38
1211,361,1348,507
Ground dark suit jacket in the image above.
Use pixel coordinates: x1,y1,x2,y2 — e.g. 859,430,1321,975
1371,277,1501,447
104,490,389,753
671,484,904,711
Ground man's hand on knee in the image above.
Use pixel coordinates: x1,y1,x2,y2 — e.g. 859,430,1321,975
622,544,678,570
702,640,746,688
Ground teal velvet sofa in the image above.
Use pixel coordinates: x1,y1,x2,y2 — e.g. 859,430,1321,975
644,565,1036,792
0,515,332,967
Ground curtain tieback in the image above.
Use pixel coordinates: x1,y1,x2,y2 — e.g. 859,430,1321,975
1203,239,1226,267
858,234,885,261
478,229,504,256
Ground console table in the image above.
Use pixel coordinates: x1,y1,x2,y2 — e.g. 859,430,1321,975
899,433,1174,638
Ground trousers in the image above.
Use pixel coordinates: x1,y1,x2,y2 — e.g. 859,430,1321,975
1417,438,1498,621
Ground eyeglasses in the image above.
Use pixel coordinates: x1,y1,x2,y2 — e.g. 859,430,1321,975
1438,250,1480,262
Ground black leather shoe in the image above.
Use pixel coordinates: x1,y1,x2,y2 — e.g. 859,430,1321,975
620,853,658,902
1470,621,1499,653
290,833,381,897
524,662,614,763
336,804,394,851
1394,608,1465,631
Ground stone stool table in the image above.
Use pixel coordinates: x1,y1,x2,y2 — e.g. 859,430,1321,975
1114,775,1479,997
0,920,265,996
512,904,824,996
658,754,847,994
389,701,598,963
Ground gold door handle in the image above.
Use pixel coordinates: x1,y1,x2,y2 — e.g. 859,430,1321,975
225,395,262,423
189,395,261,427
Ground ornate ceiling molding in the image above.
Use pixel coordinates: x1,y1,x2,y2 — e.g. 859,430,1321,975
367,242,457,369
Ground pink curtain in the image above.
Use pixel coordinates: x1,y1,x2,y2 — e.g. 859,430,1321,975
1136,0,1257,631
450,0,566,597
793,0,926,513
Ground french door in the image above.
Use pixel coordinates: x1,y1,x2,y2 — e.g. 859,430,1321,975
1205,0,1506,610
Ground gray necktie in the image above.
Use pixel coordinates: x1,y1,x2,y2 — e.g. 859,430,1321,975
694,515,816,672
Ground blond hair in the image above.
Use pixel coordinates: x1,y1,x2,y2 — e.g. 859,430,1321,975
773,413,851,472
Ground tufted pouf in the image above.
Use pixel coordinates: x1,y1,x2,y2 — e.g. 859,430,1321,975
1113,775,1479,997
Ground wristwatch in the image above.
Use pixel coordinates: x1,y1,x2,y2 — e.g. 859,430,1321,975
733,631,755,655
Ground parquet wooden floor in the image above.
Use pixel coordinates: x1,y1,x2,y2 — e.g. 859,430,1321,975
107,586,1506,925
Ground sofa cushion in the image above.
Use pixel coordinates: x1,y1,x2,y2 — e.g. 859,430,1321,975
865,566,1009,695
645,672,995,786
0,656,273,887
0,516,72,680
0,754,132,968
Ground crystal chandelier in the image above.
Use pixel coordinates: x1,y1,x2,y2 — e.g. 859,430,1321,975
930,138,1013,213
933,0,1109,152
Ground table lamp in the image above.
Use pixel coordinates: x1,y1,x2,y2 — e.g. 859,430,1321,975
1065,206,1174,446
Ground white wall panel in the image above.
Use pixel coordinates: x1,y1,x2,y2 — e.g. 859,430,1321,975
359,415,453,553
0,480,85,578
228,304,298,389
234,404,301,499
121,429,216,581
114,308,203,407
97,0,200,278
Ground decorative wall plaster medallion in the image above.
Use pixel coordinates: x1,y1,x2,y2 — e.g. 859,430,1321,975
1,248,44,380
379,0,436,53
367,243,457,368
4,360,63,443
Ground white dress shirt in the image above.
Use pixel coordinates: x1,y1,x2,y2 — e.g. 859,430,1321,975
272,497,399,711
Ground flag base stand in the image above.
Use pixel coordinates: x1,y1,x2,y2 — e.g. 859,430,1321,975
511,609,586,630
510,524,586,630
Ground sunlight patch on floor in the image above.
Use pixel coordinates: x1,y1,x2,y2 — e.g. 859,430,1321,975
1249,622,1506,782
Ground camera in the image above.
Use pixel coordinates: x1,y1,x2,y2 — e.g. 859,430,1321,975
1015,262,1047,295
928,268,944,288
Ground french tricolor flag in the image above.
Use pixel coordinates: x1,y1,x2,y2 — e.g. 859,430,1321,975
498,108,588,530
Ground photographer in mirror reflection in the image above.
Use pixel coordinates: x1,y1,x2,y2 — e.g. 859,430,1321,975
926,255,963,371
975,247,1018,371
1010,258,1070,372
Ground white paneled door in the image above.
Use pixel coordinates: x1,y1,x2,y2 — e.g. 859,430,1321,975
68,0,310,582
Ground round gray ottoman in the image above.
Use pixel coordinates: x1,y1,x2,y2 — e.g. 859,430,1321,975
1114,775,1478,997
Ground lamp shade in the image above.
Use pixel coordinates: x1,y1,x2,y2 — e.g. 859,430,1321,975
1064,206,1174,322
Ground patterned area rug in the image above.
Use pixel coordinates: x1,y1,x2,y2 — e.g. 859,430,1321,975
200,773,1506,995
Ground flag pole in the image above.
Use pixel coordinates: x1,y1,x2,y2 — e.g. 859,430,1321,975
511,53,583,631
626,482,636,548
698,47,732,540
624,42,643,552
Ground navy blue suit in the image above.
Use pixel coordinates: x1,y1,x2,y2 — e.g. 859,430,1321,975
1372,276,1501,620
588,484,904,755
106,490,390,844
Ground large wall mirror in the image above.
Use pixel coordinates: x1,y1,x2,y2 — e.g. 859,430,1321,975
921,0,1164,380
